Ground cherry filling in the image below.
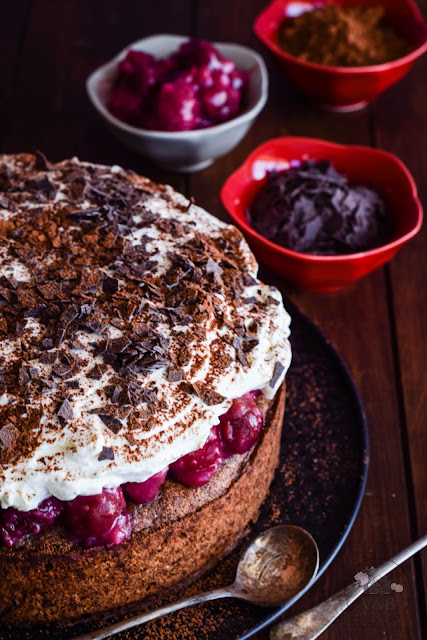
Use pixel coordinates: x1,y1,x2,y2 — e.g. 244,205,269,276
0,497,63,548
218,392,264,458
123,467,169,504
169,426,223,487
64,487,131,548
82,512,133,549
0,391,264,548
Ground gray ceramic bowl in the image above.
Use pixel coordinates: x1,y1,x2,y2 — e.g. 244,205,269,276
86,34,268,172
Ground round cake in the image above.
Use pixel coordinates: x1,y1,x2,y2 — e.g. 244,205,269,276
0,153,291,626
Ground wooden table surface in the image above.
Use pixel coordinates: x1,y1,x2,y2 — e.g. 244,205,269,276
1,1,426,639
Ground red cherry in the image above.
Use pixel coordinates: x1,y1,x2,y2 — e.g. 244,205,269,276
123,467,169,504
83,511,132,548
0,497,63,548
149,77,200,131
218,392,264,457
174,38,226,71
108,87,142,125
64,487,126,538
169,426,223,487
116,50,156,94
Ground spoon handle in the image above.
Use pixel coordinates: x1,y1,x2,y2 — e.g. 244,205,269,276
73,587,233,640
270,534,427,640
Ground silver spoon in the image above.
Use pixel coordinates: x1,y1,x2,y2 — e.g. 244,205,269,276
74,524,319,640
270,533,427,640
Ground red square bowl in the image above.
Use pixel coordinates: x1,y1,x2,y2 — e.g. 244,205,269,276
220,137,423,291
254,0,427,111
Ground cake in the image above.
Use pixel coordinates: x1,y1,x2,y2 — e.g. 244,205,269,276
0,153,291,626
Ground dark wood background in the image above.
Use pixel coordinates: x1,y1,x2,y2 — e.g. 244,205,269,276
0,1,426,639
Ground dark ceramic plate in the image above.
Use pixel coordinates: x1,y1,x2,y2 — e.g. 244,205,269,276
1,302,369,640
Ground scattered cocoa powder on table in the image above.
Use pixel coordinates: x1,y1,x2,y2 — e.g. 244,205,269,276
278,5,410,67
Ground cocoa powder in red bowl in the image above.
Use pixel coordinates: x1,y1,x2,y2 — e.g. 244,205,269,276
277,4,410,67
254,0,427,111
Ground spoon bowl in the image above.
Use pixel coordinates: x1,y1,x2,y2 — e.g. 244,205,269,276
233,525,320,606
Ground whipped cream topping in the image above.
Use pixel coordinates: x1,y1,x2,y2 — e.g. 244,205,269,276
0,154,291,511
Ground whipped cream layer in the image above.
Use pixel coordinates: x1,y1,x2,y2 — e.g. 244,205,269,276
0,154,291,511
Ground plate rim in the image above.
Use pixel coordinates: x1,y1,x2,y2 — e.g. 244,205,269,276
237,299,370,640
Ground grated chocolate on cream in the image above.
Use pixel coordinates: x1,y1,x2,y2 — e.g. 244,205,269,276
0,154,291,511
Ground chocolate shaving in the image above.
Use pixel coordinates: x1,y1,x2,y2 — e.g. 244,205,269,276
192,382,226,406
95,413,122,433
15,321,24,336
102,276,119,294
90,405,132,434
167,368,184,382
25,175,57,199
34,151,51,171
242,273,258,287
98,446,115,461
39,351,57,364
65,379,80,389
206,257,224,276
109,336,132,353
242,334,259,352
57,398,73,421
184,196,195,211
24,304,47,318
233,336,249,367
0,424,17,450
18,368,30,386
87,363,107,380
105,384,121,403
52,358,72,378
269,361,285,388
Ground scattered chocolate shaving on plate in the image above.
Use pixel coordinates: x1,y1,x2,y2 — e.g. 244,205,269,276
0,153,290,474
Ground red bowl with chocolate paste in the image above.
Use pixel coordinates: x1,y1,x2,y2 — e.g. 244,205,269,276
254,0,427,111
220,137,423,291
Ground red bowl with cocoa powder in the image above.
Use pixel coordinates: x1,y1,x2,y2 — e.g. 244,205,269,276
220,137,423,291
254,0,427,111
